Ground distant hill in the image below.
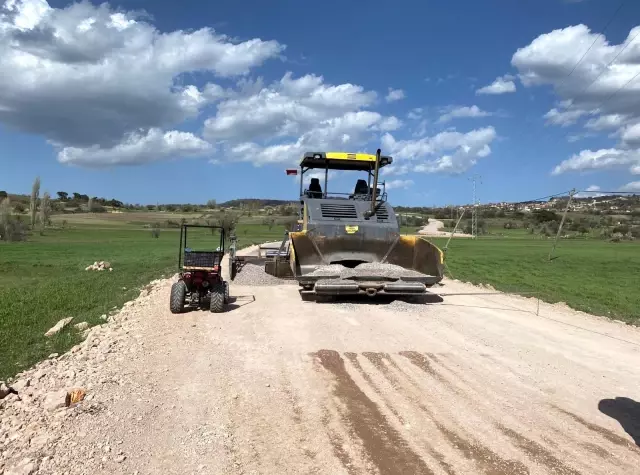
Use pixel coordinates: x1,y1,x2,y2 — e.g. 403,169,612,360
219,198,293,208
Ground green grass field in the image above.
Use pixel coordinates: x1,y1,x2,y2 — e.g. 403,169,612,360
1,217,639,380
430,236,640,322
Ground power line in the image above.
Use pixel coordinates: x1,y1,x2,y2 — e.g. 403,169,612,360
593,69,640,112
557,0,626,87
575,29,640,100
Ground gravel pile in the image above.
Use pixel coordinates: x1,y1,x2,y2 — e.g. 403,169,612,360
232,263,295,286
0,278,167,475
306,262,426,279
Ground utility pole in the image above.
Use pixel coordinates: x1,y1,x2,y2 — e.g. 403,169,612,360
549,188,576,261
469,174,482,239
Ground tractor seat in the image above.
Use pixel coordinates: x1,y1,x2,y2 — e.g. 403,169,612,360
350,179,369,199
308,178,322,198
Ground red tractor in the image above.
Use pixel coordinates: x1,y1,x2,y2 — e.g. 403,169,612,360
170,224,229,313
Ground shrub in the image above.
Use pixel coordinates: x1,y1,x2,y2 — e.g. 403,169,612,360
610,232,624,243
263,217,276,230
151,223,160,238
1,199,28,242
613,224,630,235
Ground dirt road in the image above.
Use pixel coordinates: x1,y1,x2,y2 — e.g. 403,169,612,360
3,259,640,474
418,220,473,238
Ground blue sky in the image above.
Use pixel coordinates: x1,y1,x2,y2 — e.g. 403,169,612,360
1,0,640,206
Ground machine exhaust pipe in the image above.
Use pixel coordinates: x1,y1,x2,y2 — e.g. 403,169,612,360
364,148,381,219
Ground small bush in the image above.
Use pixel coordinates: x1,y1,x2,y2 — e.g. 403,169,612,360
610,232,624,243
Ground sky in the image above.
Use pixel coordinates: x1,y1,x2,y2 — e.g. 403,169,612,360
1,0,640,206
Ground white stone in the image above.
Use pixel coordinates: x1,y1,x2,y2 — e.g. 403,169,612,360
45,318,73,337
74,322,89,331
10,379,30,392
43,390,68,412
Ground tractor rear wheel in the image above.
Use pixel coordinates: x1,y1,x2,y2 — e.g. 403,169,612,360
170,281,187,314
210,283,225,313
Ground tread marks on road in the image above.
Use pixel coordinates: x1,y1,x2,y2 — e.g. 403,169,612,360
313,350,436,475
344,352,406,425
345,352,457,475
552,406,640,453
389,352,531,475
280,375,322,472
497,425,582,475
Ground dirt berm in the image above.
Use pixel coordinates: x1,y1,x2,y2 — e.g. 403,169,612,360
1,246,639,474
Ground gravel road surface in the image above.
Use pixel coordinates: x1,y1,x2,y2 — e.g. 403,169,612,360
2,250,640,474
419,220,473,238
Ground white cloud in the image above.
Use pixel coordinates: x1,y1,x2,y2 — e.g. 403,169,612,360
381,126,497,174
575,185,603,198
385,88,405,102
619,181,640,192
0,0,283,165
552,148,640,175
544,107,588,126
438,105,490,123
203,72,377,142
512,24,640,176
476,75,517,95
57,128,212,167
620,123,640,148
202,73,405,165
407,108,423,120
584,114,629,131
384,179,414,190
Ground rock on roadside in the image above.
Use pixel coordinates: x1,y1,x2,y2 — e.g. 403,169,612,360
44,317,73,337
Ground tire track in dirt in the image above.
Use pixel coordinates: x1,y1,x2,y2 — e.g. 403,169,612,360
552,406,640,453
400,351,594,474
280,373,322,473
344,352,406,425
345,353,457,475
313,350,436,475
370,351,530,475
496,425,582,475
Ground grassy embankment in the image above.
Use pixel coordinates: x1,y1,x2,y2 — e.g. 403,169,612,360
0,220,285,379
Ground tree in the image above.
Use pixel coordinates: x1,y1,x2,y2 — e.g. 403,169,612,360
72,192,82,201
30,176,40,228
0,198,28,242
0,191,7,199
217,212,239,237
531,209,560,224
207,199,217,209
263,217,276,230
39,192,51,233
56,191,68,201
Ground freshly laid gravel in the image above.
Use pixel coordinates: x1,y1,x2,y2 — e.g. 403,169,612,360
306,262,427,279
232,263,296,286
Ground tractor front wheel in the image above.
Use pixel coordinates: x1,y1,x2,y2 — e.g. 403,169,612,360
224,281,230,304
210,283,225,313
170,281,187,314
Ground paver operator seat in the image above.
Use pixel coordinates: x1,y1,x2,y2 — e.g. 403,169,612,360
308,178,322,198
